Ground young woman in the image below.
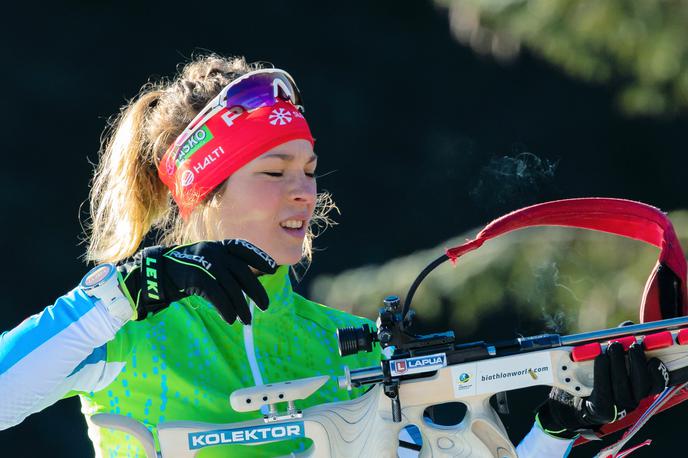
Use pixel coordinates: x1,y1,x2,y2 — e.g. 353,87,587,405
0,54,666,457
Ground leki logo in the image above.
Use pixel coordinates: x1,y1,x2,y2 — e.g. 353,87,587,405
269,108,293,125
393,360,407,374
458,372,471,384
144,257,160,301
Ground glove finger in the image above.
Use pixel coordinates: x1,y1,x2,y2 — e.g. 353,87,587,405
586,351,615,423
628,343,651,404
211,265,253,325
669,366,688,387
185,283,237,325
537,389,581,435
608,342,636,411
225,255,270,312
647,357,670,395
223,239,278,274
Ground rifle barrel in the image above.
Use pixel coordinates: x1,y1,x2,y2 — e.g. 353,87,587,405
560,315,688,346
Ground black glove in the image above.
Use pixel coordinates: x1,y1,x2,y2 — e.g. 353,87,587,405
537,342,670,439
117,239,278,325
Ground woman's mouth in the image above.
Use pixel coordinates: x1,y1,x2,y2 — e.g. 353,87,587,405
279,219,307,238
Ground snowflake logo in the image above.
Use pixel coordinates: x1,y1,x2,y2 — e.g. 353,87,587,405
269,108,293,126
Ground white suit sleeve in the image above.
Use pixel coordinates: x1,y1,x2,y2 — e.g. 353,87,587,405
516,422,575,457
0,287,128,430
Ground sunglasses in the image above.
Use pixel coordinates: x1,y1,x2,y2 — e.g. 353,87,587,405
173,68,304,148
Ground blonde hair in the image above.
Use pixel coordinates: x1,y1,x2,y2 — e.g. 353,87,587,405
85,54,334,264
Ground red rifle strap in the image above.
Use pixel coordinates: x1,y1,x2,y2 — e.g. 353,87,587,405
444,198,688,444
445,198,687,321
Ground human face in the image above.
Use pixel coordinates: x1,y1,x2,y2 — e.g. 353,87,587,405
212,139,317,266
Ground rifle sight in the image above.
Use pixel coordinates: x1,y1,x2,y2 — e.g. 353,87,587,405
337,323,377,357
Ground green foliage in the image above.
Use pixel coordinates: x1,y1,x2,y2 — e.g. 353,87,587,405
310,210,688,336
435,0,688,115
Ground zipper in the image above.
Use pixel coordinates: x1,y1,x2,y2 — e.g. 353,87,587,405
243,299,269,415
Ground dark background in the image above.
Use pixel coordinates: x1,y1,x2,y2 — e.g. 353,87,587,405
1,0,686,456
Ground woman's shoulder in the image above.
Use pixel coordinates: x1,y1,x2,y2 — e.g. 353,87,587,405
108,296,220,350
291,292,374,332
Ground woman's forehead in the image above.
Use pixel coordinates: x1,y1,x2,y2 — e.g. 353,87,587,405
258,139,317,162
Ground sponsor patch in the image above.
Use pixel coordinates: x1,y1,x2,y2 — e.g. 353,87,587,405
188,422,305,450
232,239,276,269
451,352,554,399
192,146,226,174
389,353,447,377
166,251,212,270
268,107,293,125
165,151,177,176
181,170,195,187
175,125,214,165
82,264,113,288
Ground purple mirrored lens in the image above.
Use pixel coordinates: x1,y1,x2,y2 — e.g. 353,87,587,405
178,71,303,143
223,72,301,111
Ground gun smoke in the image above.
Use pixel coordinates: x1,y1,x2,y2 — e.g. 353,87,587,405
470,151,558,215
532,262,576,334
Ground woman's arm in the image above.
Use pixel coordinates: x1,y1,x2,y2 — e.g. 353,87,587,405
0,239,277,431
516,341,672,457
516,422,575,457
0,286,129,430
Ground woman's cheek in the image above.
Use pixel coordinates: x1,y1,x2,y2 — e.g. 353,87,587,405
251,180,282,206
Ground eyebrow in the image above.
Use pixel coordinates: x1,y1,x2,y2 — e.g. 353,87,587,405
260,153,318,164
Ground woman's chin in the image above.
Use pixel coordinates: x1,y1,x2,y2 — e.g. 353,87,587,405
272,248,305,266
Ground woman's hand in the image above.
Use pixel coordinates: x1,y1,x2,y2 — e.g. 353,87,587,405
536,342,670,439
117,239,278,325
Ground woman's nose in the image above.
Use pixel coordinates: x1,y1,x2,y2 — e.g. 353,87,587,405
289,174,316,204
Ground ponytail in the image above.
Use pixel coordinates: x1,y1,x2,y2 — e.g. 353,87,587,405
86,89,170,263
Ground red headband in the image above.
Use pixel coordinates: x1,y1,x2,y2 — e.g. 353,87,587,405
158,99,314,218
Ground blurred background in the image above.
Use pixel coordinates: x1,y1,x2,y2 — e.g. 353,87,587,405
1,0,687,456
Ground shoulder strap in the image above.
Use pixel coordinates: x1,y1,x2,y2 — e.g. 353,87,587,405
445,198,687,322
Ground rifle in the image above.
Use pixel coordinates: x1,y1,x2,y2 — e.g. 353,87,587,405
91,198,688,457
